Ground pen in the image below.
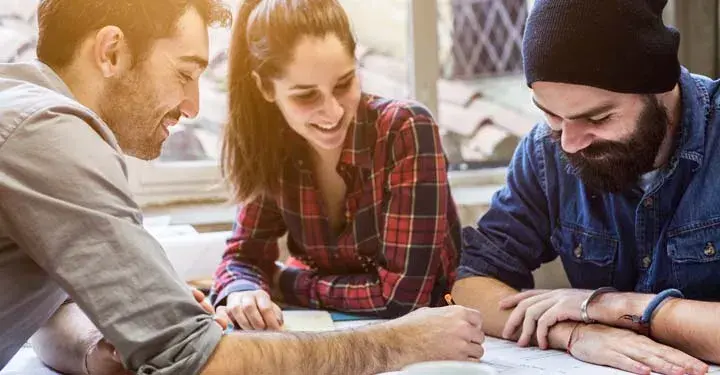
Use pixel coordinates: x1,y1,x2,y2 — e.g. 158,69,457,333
224,321,235,334
444,293,455,306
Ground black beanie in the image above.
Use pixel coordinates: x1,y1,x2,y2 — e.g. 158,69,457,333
523,0,681,94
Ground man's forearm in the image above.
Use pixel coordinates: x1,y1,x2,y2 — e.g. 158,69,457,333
29,302,101,374
452,276,517,337
594,292,720,362
201,324,411,375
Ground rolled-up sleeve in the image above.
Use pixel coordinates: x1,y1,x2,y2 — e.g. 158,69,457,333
458,126,557,291
0,107,221,374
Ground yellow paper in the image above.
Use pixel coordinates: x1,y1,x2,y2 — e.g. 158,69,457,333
281,310,336,332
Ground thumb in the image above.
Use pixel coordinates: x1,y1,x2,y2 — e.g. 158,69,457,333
214,306,231,331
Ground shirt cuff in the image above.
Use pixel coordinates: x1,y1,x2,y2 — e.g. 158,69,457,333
459,227,535,290
211,279,261,307
136,317,223,375
456,265,491,281
279,267,317,308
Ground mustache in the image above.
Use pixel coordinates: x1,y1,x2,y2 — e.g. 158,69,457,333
549,129,629,159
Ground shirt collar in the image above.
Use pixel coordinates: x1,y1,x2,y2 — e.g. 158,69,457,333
674,67,711,168
33,60,76,100
338,94,376,170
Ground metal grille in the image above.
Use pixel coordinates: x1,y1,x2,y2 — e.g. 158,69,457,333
449,0,527,79
0,1,38,63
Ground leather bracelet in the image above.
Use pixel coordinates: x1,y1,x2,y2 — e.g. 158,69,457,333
580,286,617,323
621,288,684,337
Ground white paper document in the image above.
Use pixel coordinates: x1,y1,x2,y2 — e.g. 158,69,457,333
481,337,720,374
281,310,336,332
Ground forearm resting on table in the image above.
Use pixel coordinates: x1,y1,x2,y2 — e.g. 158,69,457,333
452,276,576,350
29,302,102,374
452,276,517,337
201,323,409,375
595,292,720,363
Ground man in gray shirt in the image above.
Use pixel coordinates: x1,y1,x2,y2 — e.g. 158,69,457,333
0,0,486,374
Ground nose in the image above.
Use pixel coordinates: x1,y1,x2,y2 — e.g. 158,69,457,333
560,121,594,154
560,121,595,154
318,96,344,125
178,79,200,119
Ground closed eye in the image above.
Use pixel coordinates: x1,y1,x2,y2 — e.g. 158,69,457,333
294,90,320,103
588,114,612,125
334,78,353,92
179,72,194,84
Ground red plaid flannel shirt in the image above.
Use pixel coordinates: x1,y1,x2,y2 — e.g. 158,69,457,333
210,94,461,318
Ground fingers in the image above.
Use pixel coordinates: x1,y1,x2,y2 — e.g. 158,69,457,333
226,302,249,330
470,329,486,346
617,341,706,375
519,299,556,347
535,305,563,349
241,294,267,330
192,289,228,329
460,316,486,348
190,288,220,323
226,291,283,331
498,289,551,309
273,303,284,327
200,300,215,316
604,350,652,375
625,347,685,375
457,319,485,362
215,306,231,331
459,306,483,328
191,288,205,303
227,293,257,330
255,294,283,330
646,343,709,375
463,339,485,361
502,293,554,340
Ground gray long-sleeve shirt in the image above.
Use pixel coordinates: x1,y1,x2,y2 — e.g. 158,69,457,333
0,61,222,374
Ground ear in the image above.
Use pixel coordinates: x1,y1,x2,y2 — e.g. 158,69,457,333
252,71,275,103
93,26,131,78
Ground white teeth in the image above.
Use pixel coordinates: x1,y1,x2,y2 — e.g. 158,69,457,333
314,123,337,130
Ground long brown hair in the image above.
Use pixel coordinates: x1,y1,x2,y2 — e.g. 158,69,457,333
222,0,356,202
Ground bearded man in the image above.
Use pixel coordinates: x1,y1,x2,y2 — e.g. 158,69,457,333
454,1,720,374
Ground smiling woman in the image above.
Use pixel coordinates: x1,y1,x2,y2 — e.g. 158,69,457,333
208,0,463,330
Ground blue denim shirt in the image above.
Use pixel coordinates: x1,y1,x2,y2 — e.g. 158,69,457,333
459,68,720,301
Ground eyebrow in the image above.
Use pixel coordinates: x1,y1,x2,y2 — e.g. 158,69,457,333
178,55,209,70
532,98,615,120
289,69,356,90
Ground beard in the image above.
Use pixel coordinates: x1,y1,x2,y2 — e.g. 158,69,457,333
550,95,670,193
98,67,176,160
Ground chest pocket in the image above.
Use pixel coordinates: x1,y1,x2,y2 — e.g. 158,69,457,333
666,221,720,300
551,224,618,289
